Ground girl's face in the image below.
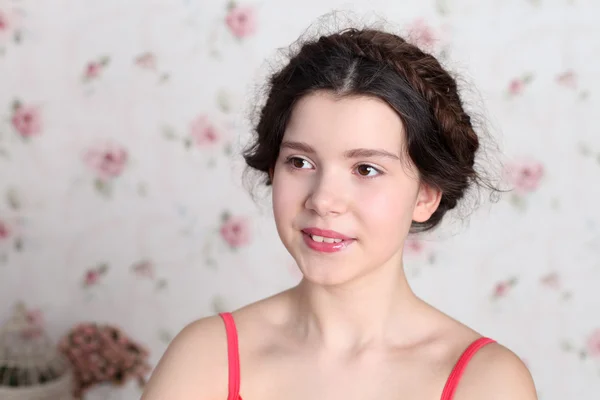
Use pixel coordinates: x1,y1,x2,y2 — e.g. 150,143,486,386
272,91,440,287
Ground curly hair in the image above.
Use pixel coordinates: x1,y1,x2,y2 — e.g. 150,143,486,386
243,27,501,233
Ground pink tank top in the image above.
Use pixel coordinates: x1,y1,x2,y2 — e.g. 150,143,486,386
219,312,495,400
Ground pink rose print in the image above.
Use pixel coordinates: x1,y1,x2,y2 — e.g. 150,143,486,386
503,159,544,195
83,56,110,81
0,11,8,33
220,215,251,248
493,282,509,297
84,264,108,287
540,272,560,289
225,4,257,39
0,220,9,240
85,270,100,286
541,272,572,300
407,18,437,48
11,104,42,138
586,329,600,358
508,79,524,95
556,70,577,88
134,52,157,69
404,238,424,254
0,8,23,44
83,143,128,181
492,277,518,299
85,62,101,79
190,115,220,147
507,74,534,96
131,260,155,279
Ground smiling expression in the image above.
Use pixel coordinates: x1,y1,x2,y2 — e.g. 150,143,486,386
271,91,440,286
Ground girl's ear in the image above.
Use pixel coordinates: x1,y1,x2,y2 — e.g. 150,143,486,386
412,183,442,223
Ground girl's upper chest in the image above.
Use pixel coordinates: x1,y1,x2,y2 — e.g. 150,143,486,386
238,346,452,400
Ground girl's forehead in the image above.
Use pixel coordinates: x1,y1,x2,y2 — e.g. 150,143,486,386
284,93,405,150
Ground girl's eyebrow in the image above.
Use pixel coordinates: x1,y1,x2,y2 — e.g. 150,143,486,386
280,141,400,161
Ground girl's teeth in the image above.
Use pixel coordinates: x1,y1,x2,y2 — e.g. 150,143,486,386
310,235,342,243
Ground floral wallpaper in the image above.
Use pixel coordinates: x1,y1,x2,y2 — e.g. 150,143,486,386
0,0,599,398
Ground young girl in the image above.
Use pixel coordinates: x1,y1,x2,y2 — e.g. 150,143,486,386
141,26,537,400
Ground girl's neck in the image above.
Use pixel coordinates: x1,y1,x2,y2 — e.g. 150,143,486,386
288,257,422,353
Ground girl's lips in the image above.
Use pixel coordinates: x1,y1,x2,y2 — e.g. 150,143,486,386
301,231,355,253
301,227,354,241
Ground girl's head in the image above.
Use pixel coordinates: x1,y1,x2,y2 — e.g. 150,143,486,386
243,27,499,285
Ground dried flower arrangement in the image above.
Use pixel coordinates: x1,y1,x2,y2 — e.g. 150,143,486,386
58,323,151,398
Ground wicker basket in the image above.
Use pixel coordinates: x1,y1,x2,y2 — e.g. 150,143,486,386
0,372,73,400
0,302,74,400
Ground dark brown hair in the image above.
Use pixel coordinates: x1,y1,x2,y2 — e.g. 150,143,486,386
243,27,501,233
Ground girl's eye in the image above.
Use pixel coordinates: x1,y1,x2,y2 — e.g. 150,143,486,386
285,157,381,178
355,164,381,177
287,157,313,169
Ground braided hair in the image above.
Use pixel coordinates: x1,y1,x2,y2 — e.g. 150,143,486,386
243,27,500,232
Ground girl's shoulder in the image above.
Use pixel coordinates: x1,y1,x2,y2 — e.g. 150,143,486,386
141,314,230,400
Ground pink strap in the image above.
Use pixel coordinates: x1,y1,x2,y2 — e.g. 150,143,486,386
440,337,495,400
220,312,491,400
219,312,241,400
